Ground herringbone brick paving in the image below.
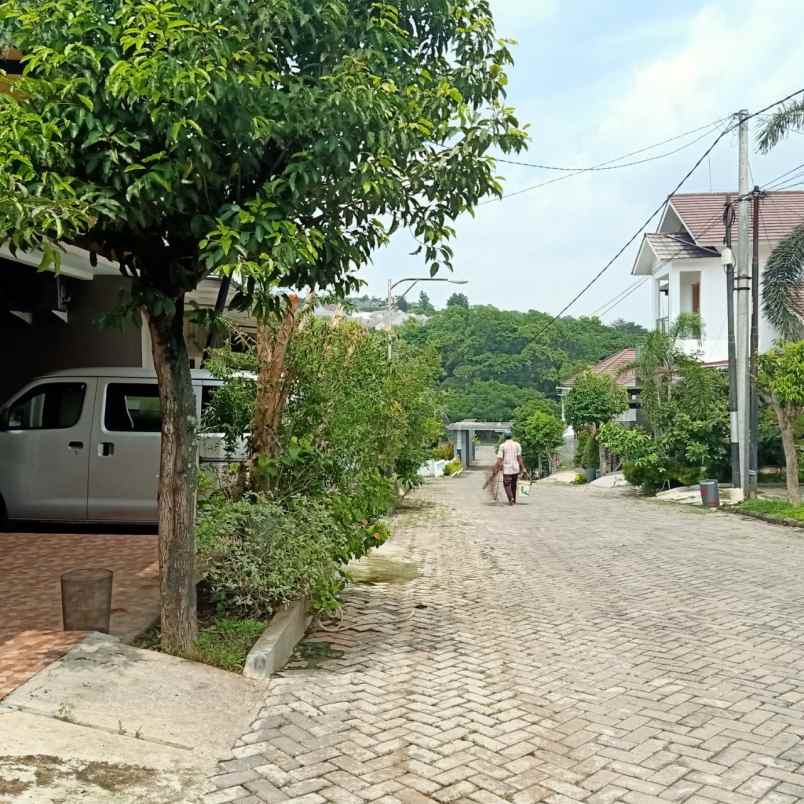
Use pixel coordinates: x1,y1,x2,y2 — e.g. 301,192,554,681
207,472,804,803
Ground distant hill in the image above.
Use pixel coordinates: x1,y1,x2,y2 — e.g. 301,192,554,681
400,305,647,422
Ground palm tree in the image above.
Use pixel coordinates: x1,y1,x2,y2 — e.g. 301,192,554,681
758,102,804,153
762,224,804,341
631,314,702,435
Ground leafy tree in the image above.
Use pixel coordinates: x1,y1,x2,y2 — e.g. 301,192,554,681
564,373,627,432
447,292,469,308
564,372,627,475
512,408,564,475
415,291,435,315
401,304,646,421
600,356,729,493
444,381,550,422
396,296,409,313
758,342,804,504
0,0,524,651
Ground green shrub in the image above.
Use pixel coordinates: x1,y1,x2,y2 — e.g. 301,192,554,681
197,495,349,617
575,429,590,468
582,430,599,469
431,442,454,461
443,458,462,476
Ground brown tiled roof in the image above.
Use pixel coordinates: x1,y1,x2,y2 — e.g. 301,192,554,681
564,348,637,388
645,232,716,260
669,191,804,248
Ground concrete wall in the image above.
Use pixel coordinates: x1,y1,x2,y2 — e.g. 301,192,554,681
0,275,142,403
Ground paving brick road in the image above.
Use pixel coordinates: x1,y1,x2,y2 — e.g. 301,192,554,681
206,472,804,804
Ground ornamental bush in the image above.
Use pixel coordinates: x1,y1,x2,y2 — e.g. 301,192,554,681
197,493,389,617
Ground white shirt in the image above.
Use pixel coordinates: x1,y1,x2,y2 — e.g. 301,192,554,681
497,439,522,475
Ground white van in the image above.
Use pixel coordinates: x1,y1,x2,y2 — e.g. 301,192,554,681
0,367,233,524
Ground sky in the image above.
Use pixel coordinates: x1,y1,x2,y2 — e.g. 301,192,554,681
356,0,804,326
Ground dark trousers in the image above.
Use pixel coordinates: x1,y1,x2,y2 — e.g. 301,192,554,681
503,473,518,503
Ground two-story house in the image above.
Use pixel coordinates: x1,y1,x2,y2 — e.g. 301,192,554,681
632,191,804,363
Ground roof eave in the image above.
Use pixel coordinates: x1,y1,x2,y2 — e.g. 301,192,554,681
632,236,657,276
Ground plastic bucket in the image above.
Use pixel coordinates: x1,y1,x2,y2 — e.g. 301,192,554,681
699,480,720,508
61,568,113,633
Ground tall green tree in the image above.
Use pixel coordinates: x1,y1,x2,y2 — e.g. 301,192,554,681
401,304,646,421
512,407,563,475
447,292,469,308
758,342,804,504
564,373,628,432
416,291,435,315
0,0,524,651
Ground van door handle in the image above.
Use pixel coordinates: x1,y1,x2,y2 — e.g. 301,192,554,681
99,442,115,457
68,441,84,450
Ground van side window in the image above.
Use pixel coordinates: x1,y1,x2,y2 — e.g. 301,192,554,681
105,384,161,432
201,385,218,414
3,383,86,430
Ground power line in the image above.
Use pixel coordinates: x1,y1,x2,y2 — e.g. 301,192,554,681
482,120,726,206
592,278,649,319
589,278,645,317
528,87,804,342
593,207,727,320
496,117,727,173
761,160,804,190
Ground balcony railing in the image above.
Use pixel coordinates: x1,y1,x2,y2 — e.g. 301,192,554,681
655,316,669,333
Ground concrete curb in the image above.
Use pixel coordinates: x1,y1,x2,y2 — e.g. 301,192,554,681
243,597,311,679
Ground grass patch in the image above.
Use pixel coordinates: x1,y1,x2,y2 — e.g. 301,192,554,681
186,618,265,672
134,616,265,673
736,498,804,523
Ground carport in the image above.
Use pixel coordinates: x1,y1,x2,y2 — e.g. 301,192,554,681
446,420,512,468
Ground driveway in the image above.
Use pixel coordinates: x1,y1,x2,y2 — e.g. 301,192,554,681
0,531,158,700
207,472,804,804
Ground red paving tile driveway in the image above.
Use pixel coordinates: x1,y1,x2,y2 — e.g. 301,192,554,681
0,531,158,700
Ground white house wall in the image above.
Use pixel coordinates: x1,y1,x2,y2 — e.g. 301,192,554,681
651,246,782,364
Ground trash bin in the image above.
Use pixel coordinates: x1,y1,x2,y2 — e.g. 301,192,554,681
61,568,113,633
699,479,720,508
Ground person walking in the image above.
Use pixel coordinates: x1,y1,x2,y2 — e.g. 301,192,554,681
496,432,525,505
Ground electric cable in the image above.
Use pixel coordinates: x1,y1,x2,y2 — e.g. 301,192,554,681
525,87,804,342
496,117,728,173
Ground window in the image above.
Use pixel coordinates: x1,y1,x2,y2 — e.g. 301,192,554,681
105,384,161,432
2,382,86,430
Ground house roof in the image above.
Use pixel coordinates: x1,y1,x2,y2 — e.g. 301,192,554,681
644,232,717,261
562,348,638,389
633,191,804,275
669,191,804,248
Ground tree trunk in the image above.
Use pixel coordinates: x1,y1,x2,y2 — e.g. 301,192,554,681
146,298,198,654
774,401,801,505
250,296,300,489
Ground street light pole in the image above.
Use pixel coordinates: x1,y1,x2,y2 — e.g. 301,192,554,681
385,276,468,359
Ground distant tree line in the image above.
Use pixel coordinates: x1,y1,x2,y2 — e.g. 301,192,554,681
400,303,647,421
